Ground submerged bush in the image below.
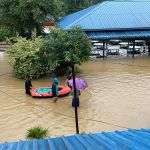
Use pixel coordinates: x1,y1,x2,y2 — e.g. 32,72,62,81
26,126,48,139
7,37,49,79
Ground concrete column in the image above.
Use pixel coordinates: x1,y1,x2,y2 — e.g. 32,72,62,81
132,40,135,58
103,41,105,59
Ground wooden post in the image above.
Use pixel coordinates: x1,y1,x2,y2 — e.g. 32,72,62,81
71,64,79,134
132,40,135,58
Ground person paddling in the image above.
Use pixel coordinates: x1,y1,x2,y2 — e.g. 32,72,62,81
25,76,32,95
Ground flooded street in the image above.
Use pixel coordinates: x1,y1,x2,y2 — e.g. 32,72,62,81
1,52,150,142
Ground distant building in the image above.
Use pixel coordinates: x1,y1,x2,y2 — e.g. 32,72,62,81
59,0,150,41
43,16,55,33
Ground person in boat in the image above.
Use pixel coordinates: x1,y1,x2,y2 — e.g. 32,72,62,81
25,76,32,95
52,78,59,102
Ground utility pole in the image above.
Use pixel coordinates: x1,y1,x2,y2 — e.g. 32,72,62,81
71,64,79,134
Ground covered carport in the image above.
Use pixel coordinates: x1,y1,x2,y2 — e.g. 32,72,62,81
59,0,150,58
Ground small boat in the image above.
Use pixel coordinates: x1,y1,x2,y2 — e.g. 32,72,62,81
31,86,71,98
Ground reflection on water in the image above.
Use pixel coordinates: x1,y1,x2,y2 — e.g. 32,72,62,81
1,52,150,142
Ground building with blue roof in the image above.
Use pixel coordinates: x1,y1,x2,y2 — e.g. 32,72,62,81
59,0,150,40
1,128,150,149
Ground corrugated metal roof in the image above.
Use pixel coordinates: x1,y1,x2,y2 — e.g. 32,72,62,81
1,129,150,149
59,0,150,31
86,29,150,40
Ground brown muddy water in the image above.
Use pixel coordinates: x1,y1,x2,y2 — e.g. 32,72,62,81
0,52,150,142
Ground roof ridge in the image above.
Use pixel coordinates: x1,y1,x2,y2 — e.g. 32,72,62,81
65,1,109,29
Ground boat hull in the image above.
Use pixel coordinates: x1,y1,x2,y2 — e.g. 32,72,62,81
31,86,71,98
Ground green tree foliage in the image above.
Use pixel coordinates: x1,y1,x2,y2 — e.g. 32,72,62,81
64,0,104,14
7,28,91,78
0,26,16,41
26,126,48,139
43,27,91,75
7,37,49,79
0,0,64,37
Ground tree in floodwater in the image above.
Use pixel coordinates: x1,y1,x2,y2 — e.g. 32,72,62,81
7,28,91,79
7,37,49,79
0,0,64,37
43,27,91,75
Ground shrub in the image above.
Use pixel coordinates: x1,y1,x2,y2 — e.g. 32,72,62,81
0,27,15,42
7,37,49,79
26,126,48,139
7,27,91,79
43,27,91,75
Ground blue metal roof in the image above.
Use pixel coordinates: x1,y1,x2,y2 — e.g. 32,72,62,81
86,29,150,40
1,129,150,149
59,0,150,31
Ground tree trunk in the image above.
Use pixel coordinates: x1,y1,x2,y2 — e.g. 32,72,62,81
31,28,37,39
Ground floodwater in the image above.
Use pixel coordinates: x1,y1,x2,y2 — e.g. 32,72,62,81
1,52,150,142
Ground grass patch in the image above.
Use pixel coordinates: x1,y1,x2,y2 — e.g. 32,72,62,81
26,126,48,139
